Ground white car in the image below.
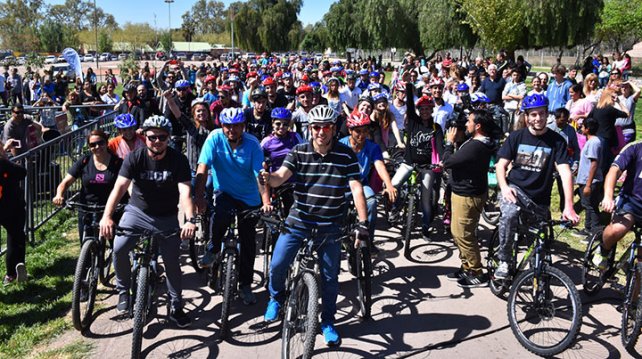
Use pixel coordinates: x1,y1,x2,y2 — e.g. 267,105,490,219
118,53,128,61
56,55,66,63
99,53,111,61
83,54,96,62
44,55,56,64
16,56,26,65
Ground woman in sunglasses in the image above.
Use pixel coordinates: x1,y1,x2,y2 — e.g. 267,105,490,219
53,129,123,243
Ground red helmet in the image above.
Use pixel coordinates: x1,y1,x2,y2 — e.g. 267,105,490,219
246,71,258,78
416,95,435,108
204,75,216,84
428,78,444,88
262,77,275,86
217,84,232,93
394,81,406,92
347,111,371,129
296,85,313,95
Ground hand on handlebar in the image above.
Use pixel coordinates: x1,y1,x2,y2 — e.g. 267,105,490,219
561,207,580,226
261,202,274,213
52,195,64,207
353,222,369,249
258,169,270,186
99,217,115,239
500,186,517,204
384,186,398,204
601,197,616,213
180,221,196,241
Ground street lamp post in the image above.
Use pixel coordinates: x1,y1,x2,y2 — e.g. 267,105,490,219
165,0,174,56
94,0,99,75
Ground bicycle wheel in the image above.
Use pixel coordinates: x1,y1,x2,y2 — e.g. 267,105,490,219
72,239,99,332
282,272,319,359
99,237,113,286
131,266,150,359
621,262,642,351
403,193,416,257
481,187,500,226
507,266,582,357
356,246,373,319
487,229,510,299
582,229,609,296
220,251,237,339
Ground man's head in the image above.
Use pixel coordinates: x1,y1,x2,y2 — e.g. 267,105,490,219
141,115,172,157
554,65,567,83
137,84,147,99
296,85,313,109
218,84,232,105
487,64,498,79
219,107,245,143
468,109,497,137
347,112,371,145
307,105,337,146
251,88,268,114
520,93,549,132
11,104,24,120
582,117,599,136
554,107,570,128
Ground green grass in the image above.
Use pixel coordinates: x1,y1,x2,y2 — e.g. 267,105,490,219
0,210,79,358
33,340,93,359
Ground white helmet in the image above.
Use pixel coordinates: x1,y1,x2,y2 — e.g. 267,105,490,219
307,105,337,124
142,115,172,133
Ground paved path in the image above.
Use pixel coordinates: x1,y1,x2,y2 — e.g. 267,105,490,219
52,220,633,358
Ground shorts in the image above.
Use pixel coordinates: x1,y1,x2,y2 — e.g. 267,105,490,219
615,194,642,224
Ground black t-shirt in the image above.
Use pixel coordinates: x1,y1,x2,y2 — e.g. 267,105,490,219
497,128,569,205
68,154,122,204
269,93,290,108
243,108,272,141
119,147,191,215
0,158,27,209
589,106,628,148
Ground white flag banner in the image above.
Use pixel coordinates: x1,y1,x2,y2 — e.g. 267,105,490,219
61,48,83,80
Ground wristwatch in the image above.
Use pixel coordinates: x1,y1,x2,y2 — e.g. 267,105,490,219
187,217,198,224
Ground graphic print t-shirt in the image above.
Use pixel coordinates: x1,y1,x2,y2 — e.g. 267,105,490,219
68,154,122,204
497,128,569,205
119,147,191,215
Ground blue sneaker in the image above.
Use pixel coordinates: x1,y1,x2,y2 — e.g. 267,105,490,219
264,299,281,322
321,322,341,346
198,251,219,268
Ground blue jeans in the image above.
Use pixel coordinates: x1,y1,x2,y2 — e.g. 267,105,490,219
345,185,377,239
268,226,342,324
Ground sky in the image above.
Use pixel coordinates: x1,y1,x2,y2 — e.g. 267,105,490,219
43,0,333,28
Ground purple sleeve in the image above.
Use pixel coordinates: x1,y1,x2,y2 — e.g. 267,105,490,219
613,143,639,170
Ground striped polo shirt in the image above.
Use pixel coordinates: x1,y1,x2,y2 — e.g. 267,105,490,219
282,141,361,227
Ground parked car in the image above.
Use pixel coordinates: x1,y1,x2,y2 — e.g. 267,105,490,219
15,56,26,65
314,53,323,62
176,53,188,61
83,54,96,62
99,52,111,61
44,55,56,64
51,63,76,81
56,55,66,63
118,53,128,61
205,54,213,61
244,52,256,61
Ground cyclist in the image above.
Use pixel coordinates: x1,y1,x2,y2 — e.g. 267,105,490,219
390,82,444,239
107,113,145,160
261,107,303,216
494,94,580,279
340,111,397,243
244,88,272,140
99,115,196,327
261,105,369,346
592,141,642,269
291,85,314,139
194,108,271,305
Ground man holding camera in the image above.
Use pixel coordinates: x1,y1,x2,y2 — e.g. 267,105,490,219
442,109,498,287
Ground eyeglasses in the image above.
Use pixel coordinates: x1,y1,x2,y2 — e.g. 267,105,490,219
273,122,287,127
311,124,332,132
88,140,106,148
146,134,169,142
611,72,620,75
351,127,369,134
13,111,24,115
177,87,189,91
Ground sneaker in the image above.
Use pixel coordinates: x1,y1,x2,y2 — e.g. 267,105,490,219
494,261,510,280
116,292,129,314
571,229,590,238
446,268,465,281
264,299,281,323
169,307,191,328
443,211,451,226
388,211,400,224
3,275,15,286
321,322,341,346
592,245,610,270
457,271,489,288
198,251,219,268
15,263,27,283
422,226,432,242
180,239,190,251
239,285,257,305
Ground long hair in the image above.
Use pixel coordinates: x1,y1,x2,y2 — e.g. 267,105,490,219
191,103,214,131
583,73,598,96
372,104,393,130
596,87,616,109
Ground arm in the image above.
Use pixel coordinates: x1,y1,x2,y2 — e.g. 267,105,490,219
601,165,622,213
52,174,76,206
263,166,294,188
99,176,132,239
390,119,403,150
374,159,397,203
496,157,516,203
194,163,209,214
582,159,599,196
349,178,369,248
555,163,580,224
177,181,196,240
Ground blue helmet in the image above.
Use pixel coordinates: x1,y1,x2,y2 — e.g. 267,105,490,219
373,93,388,103
367,83,381,91
370,71,380,78
456,83,469,92
521,93,549,111
282,72,292,79
470,92,490,104
219,107,245,125
358,69,369,76
114,113,137,129
330,66,341,73
271,107,292,121
175,79,190,89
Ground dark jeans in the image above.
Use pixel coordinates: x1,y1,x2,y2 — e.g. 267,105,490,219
1,206,27,278
579,182,603,233
208,192,260,287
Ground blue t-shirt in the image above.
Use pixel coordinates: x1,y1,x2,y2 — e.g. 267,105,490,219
202,92,218,105
546,79,572,112
198,129,264,206
339,136,383,183
613,142,642,203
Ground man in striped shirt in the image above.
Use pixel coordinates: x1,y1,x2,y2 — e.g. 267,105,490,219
261,105,369,346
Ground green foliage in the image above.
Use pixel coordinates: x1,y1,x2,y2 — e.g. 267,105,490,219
25,52,45,68
112,23,158,52
300,22,329,52
418,0,477,53
0,0,44,51
47,0,118,32
159,31,173,53
97,31,112,53
457,0,527,51
595,0,642,52
118,57,139,84
323,0,368,51
181,0,227,35
234,0,303,51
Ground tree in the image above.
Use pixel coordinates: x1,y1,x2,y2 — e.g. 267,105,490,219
114,23,158,53
159,31,173,53
97,31,112,53
323,0,368,51
595,0,642,52
0,0,44,51
418,0,477,57
47,0,117,32
457,0,527,52
300,22,328,52
181,0,227,35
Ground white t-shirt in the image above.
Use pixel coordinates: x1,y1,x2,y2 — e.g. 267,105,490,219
433,102,454,131
389,100,407,130
341,86,362,110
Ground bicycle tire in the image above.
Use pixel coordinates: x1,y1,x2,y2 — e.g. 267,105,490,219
507,266,582,357
131,266,150,359
263,226,273,287
220,251,237,339
282,272,319,359
403,193,416,258
621,263,642,351
481,187,500,226
357,246,373,319
487,229,509,299
582,229,606,296
98,237,113,286
71,239,99,332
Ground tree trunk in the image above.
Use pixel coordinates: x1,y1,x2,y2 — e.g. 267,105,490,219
424,49,438,62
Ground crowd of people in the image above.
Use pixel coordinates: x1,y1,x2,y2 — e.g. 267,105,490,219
1,48,642,349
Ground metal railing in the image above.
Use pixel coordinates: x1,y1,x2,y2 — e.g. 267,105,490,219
6,110,117,245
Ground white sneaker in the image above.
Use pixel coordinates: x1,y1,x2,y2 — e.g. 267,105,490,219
494,261,510,279
592,246,609,270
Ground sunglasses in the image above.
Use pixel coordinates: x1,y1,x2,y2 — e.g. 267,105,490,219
146,134,169,142
88,140,106,148
311,124,332,132
611,72,620,75
177,87,190,91
273,122,287,128
13,111,24,115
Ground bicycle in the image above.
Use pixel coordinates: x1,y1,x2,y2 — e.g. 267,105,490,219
67,200,121,332
583,221,642,352
481,159,500,226
115,227,180,359
487,215,582,356
260,183,294,287
188,214,209,273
